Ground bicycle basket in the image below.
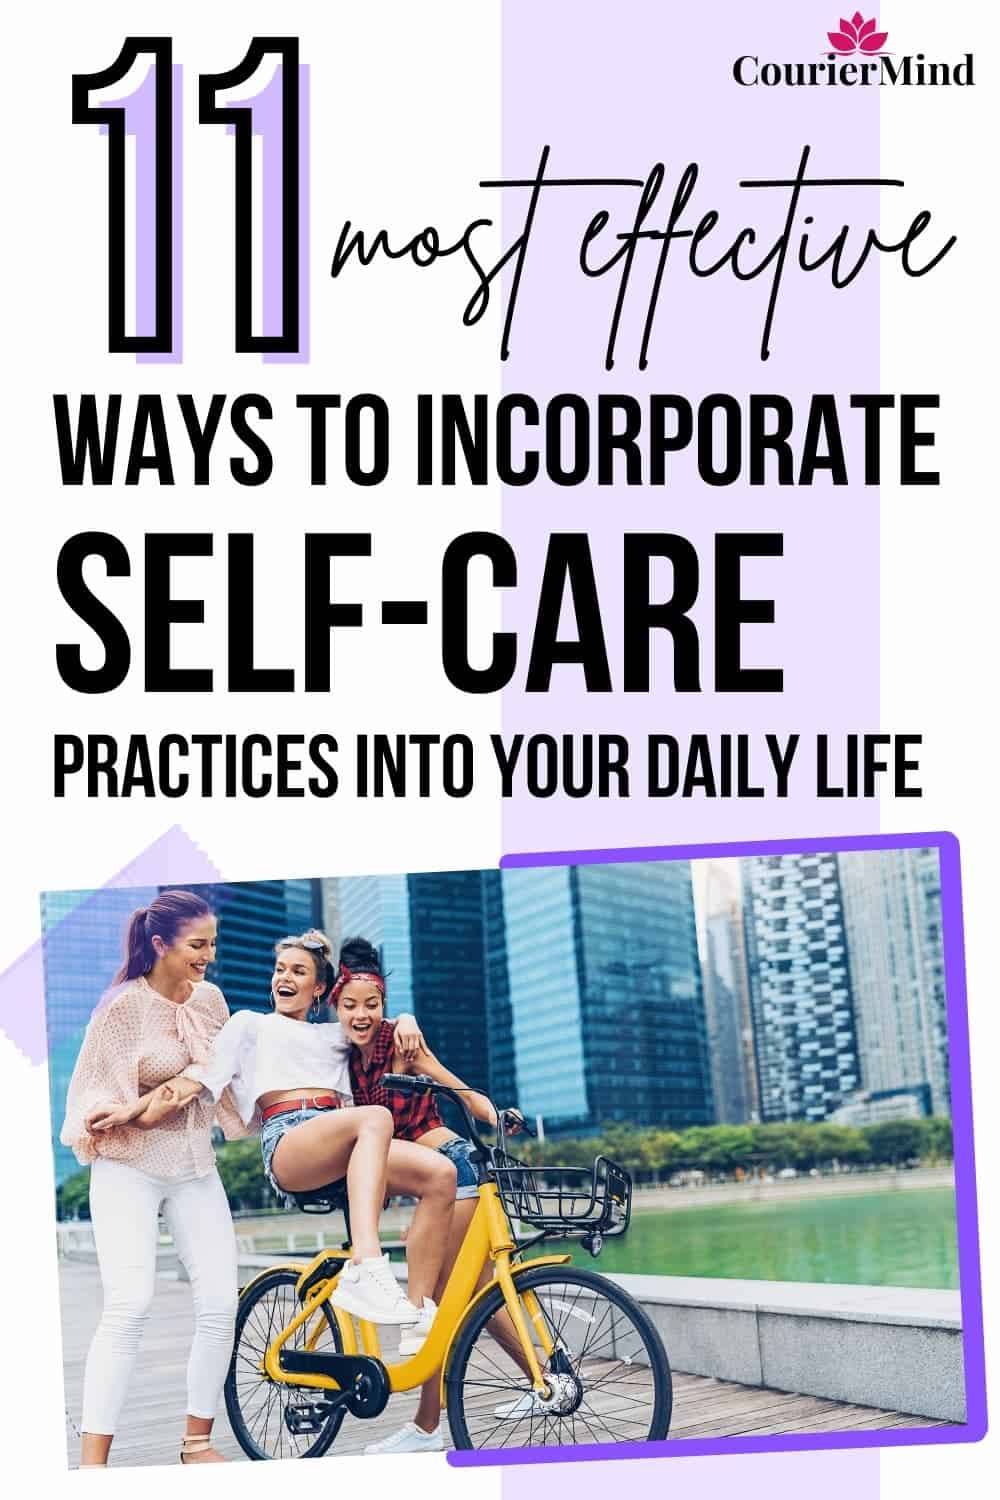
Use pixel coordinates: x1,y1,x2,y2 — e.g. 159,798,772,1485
491,1152,632,1238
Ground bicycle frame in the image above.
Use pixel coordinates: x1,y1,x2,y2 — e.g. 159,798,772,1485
258,1181,572,1400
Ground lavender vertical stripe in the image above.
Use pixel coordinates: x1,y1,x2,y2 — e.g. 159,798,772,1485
500,0,880,851
0,826,222,1064
502,1449,880,1500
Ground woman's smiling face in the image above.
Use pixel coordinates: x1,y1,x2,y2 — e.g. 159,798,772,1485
336,979,385,1044
271,946,324,1020
152,916,217,989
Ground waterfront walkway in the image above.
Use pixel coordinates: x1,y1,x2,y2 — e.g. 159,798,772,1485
58,1261,954,1467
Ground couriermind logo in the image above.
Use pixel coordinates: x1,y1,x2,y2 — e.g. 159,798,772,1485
734,13,975,87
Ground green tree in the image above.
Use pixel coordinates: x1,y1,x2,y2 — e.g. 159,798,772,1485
863,1119,925,1165
57,1167,92,1220
216,1138,270,1209
643,1128,683,1182
751,1123,803,1170
594,1123,652,1177
918,1116,953,1163
809,1124,870,1167
701,1125,756,1173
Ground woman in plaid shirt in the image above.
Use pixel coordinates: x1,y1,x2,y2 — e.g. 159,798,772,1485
333,936,531,1455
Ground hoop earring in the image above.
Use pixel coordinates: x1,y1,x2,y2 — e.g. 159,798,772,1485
267,992,275,1011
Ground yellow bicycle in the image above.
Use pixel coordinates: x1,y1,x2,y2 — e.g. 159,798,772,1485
224,1077,672,1455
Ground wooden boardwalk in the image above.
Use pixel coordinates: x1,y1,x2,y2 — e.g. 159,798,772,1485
58,1259,953,1467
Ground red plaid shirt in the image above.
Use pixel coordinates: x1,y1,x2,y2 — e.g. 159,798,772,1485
349,1020,444,1141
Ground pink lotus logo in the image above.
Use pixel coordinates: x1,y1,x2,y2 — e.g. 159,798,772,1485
827,13,889,54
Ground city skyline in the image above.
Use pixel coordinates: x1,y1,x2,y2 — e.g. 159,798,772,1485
42,847,951,1183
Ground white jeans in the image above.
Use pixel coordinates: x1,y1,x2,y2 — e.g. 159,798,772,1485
82,1158,238,1435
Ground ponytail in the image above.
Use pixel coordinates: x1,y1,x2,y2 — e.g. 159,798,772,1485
114,890,213,985
115,908,151,984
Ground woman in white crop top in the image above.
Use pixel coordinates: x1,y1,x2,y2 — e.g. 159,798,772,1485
135,929,460,1354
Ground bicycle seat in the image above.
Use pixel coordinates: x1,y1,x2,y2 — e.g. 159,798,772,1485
292,1183,348,1214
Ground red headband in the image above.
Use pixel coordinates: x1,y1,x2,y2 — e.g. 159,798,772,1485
330,964,386,1004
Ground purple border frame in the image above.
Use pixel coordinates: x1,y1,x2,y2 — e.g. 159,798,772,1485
448,830,987,1468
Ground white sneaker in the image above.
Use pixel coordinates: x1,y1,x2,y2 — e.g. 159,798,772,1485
494,1373,577,1420
398,1297,437,1358
363,1421,444,1455
331,1255,420,1326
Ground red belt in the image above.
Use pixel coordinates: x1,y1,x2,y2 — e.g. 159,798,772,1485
260,1095,342,1122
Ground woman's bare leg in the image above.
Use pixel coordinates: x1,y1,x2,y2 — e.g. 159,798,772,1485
412,1200,535,1433
79,1433,112,1467
412,1198,477,1432
270,1105,393,1260
384,1140,456,1307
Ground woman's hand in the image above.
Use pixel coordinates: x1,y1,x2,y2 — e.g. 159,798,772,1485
393,1012,427,1064
500,1107,527,1136
85,1101,143,1134
141,1079,201,1127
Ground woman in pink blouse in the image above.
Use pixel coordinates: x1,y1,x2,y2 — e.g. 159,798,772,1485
61,895,438,1468
61,891,242,1466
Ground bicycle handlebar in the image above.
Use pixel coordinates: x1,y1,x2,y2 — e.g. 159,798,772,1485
380,1074,535,1152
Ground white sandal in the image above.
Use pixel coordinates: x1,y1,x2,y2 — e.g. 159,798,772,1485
179,1434,223,1464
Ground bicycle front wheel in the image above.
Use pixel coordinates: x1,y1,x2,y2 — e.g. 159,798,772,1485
445,1265,672,1450
225,1269,346,1460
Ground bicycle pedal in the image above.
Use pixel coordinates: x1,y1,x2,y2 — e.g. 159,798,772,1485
284,1401,335,1435
296,1253,351,1301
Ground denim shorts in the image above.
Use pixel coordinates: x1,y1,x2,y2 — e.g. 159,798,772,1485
438,1136,479,1200
259,1106,347,1210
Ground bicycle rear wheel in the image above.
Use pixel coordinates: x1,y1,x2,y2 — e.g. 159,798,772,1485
225,1269,346,1460
445,1265,672,1450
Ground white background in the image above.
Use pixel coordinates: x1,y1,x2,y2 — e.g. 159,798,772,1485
0,2,996,1496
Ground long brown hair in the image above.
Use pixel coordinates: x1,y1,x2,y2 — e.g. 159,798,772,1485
115,890,214,984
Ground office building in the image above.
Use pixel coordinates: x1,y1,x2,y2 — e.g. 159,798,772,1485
700,861,759,1123
838,847,950,1115
830,1085,931,1127
500,860,713,1133
742,853,860,1122
406,871,493,1092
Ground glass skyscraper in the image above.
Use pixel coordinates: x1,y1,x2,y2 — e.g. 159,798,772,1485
499,861,713,1133
838,848,949,1115
405,871,493,1097
742,853,860,1122
481,869,516,1106
700,861,759,1124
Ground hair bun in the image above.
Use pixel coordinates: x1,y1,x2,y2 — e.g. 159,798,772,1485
338,935,383,975
301,929,332,959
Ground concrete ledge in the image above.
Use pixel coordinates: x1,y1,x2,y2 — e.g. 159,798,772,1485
607,1274,965,1423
